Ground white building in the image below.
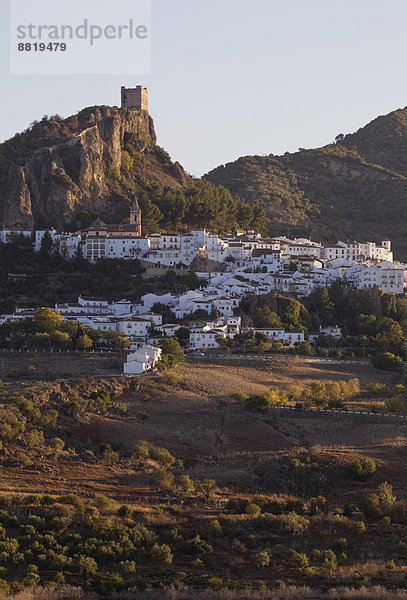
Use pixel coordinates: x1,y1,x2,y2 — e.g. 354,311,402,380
0,229,32,243
343,261,405,294
123,345,162,376
251,328,305,344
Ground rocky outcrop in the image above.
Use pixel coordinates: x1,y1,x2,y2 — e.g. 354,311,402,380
0,106,189,229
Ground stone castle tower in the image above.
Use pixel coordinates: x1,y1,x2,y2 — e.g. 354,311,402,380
121,86,148,112
130,196,142,236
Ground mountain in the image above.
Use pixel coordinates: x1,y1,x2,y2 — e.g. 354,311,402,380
205,106,407,258
0,105,190,231
0,105,266,235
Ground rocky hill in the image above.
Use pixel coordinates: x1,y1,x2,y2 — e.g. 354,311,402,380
205,106,407,258
0,106,190,231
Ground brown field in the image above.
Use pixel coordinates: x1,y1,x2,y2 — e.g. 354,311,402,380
0,355,406,505
0,350,126,384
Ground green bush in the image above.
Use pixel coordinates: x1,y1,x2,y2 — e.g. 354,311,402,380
246,502,261,516
49,437,65,450
155,470,175,491
118,505,133,518
150,543,173,564
372,352,403,371
348,458,376,481
253,550,270,568
288,549,309,570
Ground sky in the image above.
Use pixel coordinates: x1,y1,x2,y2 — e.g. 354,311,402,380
2,0,407,176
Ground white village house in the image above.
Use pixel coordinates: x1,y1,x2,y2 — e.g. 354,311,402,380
123,345,162,376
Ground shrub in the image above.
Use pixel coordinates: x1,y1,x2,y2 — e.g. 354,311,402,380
246,503,261,516
385,396,405,414
195,479,217,501
288,549,309,570
155,470,175,491
183,535,213,556
367,382,390,396
93,495,114,510
253,550,270,568
331,538,347,551
150,543,173,565
49,437,65,451
232,392,249,403
25,429,44,448
178,474,194,491
310,496,328,515
118,505,133,518
276,512,309,536
396,541,407,557
372,352,403,371
208,519,222,537
390,501,407,524
75,554,98,576
149,445,176,468
348,458,376,481
192,558,204,568
244,395,271,411
350,521,366,535
321,549,337,569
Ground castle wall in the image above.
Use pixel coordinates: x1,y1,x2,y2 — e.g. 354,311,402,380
121,86,148,112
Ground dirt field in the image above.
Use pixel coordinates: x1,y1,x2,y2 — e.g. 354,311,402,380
0,350,126,382
0,356,405,505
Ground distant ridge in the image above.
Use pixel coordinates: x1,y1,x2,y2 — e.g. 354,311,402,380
205,106,407,258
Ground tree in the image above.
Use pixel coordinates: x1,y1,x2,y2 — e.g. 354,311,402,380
253,305,282,328
178,474,194,491
385,396,405,414
375,317,403,349
150,543,173,565
253,550,270,568
307,287,335,325
34,307,63,334
76,334,93,349
348,458,376,481
175,327,190,348
155,470,175,491
49,437,65,451
51,331,72,349
372,352,403,372
244,395,271,411
377,482,396,507
159,338,184,371
39,231,53,257
29,332,51,349
196,479,217,501
139,192,163,233
75,555,97,576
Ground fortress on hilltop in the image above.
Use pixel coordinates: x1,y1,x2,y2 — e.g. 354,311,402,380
121,85,148,112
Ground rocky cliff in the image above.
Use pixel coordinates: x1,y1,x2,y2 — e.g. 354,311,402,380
0,106,190,230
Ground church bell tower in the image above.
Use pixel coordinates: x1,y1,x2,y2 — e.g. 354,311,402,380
130,196,142,236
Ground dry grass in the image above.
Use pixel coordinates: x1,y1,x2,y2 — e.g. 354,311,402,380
5,585,407,600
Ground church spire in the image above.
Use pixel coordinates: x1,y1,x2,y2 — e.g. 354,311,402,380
130,195,142,235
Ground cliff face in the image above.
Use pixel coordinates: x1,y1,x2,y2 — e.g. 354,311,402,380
0,106,189,230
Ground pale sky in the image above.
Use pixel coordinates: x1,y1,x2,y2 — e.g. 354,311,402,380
2,0,407,176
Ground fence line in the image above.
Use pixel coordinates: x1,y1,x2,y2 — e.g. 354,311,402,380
0,348,125,356
279,405,407,420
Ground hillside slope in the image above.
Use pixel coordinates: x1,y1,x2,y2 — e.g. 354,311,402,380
0,106,190,230
205,106,407,257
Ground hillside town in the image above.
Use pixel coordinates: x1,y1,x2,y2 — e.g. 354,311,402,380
0,196,402,297
0,198,405,374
